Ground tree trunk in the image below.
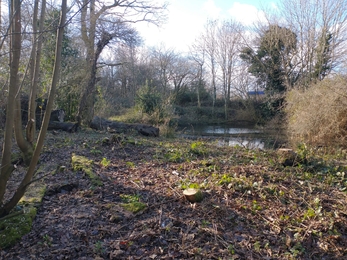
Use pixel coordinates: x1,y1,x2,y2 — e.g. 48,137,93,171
78,32,112,126
0,0,67,217
0,0,21,211
27,0,46,143
14,95,33,166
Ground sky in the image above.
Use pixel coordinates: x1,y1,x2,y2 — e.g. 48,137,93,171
136,0,279,54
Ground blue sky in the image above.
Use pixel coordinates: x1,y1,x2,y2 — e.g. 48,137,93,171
136,0,279,53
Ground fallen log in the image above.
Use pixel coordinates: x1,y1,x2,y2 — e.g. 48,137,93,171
90,116,159,137
48,121,79,133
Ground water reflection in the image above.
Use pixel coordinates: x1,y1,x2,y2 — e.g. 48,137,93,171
203,126,261,135
217,138,265,149
178,125,283,149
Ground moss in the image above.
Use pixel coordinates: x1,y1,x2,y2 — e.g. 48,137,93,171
0,207,37,249
20,181,46,205
71,154,103,186
120,202,146,213
0,175,46,249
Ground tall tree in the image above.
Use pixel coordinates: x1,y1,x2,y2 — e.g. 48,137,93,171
76,0,167,126
204,20,218,112
215,19,242,119
189,47,206,108
240,24,297,94
279,0,347,86
0,0,67,217
150,45,176,95
0,0,22,207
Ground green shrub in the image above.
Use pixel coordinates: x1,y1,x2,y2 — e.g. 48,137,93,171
135,83,162,116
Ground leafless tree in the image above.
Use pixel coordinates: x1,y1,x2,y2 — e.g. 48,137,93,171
0,0,67,218
199,20,218,112
170,55,195,102
215,19,242,119
75,0,167,126
279,0,347,87
150,45,176,95
189,46,206,108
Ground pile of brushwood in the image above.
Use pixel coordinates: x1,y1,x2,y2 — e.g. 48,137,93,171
1,129,347,259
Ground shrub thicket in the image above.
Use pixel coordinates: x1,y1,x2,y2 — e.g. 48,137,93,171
286,76,347,147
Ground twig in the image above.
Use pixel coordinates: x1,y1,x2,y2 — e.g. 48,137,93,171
158,205,163,227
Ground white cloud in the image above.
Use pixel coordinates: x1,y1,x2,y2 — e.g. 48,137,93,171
228,2,266,26
271,2,279,10
135,1,205,53
136,0,269,53
203,0,222,19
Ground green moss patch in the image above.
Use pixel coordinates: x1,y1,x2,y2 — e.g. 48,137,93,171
71,154,103,186
0,207,37,249
0,178,46,249
120,202,146,213
20,181,46,205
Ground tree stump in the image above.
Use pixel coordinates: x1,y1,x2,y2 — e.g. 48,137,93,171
183,188,203,203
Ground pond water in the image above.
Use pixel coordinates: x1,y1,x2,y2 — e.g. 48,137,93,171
178,125,285,149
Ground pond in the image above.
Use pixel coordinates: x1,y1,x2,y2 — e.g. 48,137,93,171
177,125,285,149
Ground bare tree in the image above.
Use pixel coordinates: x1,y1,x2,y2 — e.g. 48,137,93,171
11,0,47,166
0,0,21,208
170,55,194,102
150,45,176,95
0,0,67,217
203,20,218,112
215,19,242,119
279,0,347,86
189,47,206,108
26,0,46,143
76,0,167,126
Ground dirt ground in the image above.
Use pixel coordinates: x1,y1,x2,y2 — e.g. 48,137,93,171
1,129,347,259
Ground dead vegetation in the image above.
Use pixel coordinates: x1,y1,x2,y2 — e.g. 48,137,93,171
286,76,347,148
1,129,347,259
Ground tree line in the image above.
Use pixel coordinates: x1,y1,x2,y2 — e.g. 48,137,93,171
0,0,166,217
1,0,347,217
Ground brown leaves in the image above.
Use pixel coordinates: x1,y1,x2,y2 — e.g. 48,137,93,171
2,131,347,259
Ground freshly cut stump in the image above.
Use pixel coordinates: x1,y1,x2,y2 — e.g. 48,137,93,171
183,188,203,203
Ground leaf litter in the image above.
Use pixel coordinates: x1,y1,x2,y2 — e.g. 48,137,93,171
1,129,347,259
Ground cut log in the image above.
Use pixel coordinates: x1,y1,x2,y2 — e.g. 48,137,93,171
183,188,203,203
48,121,79,133
90,116,159,137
